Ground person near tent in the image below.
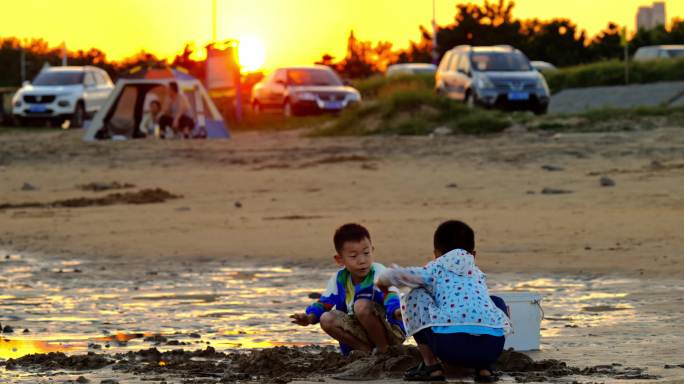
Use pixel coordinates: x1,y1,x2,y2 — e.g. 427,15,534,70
159,82,195,139
138,100,162,138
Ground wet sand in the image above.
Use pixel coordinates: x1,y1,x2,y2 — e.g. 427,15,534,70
1,126,684,382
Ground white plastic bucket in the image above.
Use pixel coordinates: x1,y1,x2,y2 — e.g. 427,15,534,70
491,291,543,351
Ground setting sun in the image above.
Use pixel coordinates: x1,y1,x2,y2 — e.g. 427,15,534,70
238,36,266,72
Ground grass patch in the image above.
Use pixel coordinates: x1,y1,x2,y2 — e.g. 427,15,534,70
545,57,684,94
527,104,684,133
0,125,59,134
311,88,511,137
353,73,435,100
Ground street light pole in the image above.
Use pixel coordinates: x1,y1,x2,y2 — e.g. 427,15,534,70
432,0,439,64
212,0,217,42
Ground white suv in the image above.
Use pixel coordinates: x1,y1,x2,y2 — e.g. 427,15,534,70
12,66,114,127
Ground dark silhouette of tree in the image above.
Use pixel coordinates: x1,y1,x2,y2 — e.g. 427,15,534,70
397,25,433,64
436,0,524,58
520,18,588,66
629,19,684,54
586,23,623,61
171,43,205,80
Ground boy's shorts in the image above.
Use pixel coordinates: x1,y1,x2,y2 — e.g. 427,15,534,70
327,303,405,346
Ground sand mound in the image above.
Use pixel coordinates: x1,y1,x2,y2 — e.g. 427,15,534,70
1,346,659,383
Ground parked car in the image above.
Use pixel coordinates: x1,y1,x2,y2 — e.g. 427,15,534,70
435,45,550,114
386,63,437,77
633,45,684,61
251,65,361,117
12,66,114,127
530,60,558,73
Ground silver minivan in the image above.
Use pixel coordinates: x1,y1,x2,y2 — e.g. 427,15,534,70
633,45,684,61
435,45,550,114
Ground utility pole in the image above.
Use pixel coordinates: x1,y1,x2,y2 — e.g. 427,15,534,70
20,46,26,84
212,0,217,42
432,0,439,64
61,41,67,66
621,27,629,84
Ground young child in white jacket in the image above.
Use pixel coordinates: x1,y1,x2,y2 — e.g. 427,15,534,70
378,220,510,383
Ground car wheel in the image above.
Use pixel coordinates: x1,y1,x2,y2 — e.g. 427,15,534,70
16,116,29,127
71,102,86,128
283,100,293,118
252,101,262,114
533,105,548,115
465,91,476,109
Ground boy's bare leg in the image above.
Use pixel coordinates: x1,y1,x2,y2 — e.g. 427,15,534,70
319,312,373,353
353,299,390,352
418,344,440,366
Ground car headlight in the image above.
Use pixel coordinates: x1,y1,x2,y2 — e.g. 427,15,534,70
14,100,22,107
57,100,70,107
347,92,361,102
536,77,550,93
476,76,495,89
294,92,316,101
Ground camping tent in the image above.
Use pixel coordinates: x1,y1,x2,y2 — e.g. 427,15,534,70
83,67,230,140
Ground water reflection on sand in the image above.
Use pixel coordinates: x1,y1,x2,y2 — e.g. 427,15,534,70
1,251,683,375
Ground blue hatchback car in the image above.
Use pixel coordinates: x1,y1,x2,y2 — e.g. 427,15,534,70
435,45,550,115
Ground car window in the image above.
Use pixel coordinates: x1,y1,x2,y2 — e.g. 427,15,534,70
32,71,84,86
274,69,286,84
438,52,452,72
93,72,104,85
95,71,111,85
636,47,656,59
458,54,471,74
448,53,460,72
470,52,532,71
84,72,96,86
286,68,342,86
665,49,684,58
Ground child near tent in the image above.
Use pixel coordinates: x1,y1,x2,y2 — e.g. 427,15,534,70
138,100,161,138
378,220,511,382
290,223,405,355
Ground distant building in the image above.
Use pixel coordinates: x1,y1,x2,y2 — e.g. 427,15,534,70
636,1,667,30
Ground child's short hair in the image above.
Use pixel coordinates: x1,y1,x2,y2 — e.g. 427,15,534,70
333,223,371,252
169,82,179,93
434,220,475,254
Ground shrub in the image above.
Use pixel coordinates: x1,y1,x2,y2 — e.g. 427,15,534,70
544,57,684,94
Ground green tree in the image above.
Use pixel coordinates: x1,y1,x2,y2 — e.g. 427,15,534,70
587,23,623,61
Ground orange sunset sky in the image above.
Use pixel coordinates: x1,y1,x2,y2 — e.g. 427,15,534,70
3,0,683,71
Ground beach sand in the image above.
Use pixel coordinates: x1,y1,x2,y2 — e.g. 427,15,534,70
1,127,682,276
1,126,684,383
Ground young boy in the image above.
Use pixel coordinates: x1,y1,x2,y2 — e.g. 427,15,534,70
378,220,511,382
139,100,162,138
290,223,405,355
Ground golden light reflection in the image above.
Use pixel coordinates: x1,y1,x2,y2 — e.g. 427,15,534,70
0,339,73,359
94,332,153,343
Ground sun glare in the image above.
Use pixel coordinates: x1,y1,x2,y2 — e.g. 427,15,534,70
238,37,266,72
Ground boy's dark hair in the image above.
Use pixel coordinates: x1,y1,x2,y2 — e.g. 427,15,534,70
433,220,475,254
334,223,371,252
169,82,179,93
